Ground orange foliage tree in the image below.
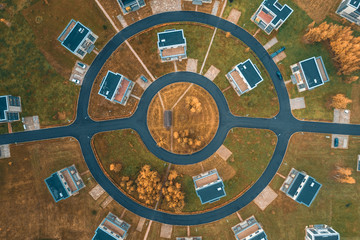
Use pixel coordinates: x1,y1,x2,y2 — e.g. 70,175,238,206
330,94,352,109
162,170,185,212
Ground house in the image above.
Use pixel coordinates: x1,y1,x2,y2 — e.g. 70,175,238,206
98,71,135,106
305,224,340,240
176,237,202,240
251,0,293,34
45,164,85,202
192,0,212,5
226,59,263,96
92,212,131,240
117,0,146,14
157,29,187,62
58,19,98,59
336,0,360,25
192,169,226,204
232,216,268,240
164,110,172,128
0,144,11,159
0,95,21,123
290,56,330,92
280,168,322,207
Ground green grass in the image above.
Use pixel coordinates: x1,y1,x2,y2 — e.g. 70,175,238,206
93,129,168,184
204,30,279,117
239,133,360,239
180,128,277,212
0,124,8,134
0,10,79,128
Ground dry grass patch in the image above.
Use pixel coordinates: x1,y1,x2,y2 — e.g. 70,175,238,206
148,83,219,154
292,0,342,23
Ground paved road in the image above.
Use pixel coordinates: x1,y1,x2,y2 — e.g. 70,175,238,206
1,11,360,225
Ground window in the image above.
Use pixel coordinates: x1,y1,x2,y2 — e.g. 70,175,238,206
88,34,96,42
77,49,85,56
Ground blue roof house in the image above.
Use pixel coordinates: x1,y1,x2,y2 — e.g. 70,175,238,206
157,29,187,62
58,19,98,59
117,0,146,14
226,59,263,96
176,237,202,240
251,0,293,34
92,212,131,240
45,164,85,202
98,71,135,106
280,168,322,207
232,216,268,240
192,169,226,204
0,95,21,123
305,224,340,240
290,56,330,92
336,0,360,25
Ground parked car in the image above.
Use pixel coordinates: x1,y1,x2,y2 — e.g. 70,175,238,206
276,71,283,81
334,138,339,147
77,62,86,69
140,75,148,83
71,78,80,84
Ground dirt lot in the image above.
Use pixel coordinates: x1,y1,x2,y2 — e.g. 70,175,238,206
89,43,147,120
292,0,342,23
148,83,219,154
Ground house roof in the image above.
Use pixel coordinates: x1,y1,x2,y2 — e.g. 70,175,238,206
158,29,186,48
262,0,293,26
92,228,118,240
295,177,321,206
299,57,324,90
0,96,7,120
287,172,305,197
314,235,339,240
99,71,122,101
61,21,89,52
45,173,69,202
349,0,360,8
249,231,268,240
196,181,226,204
236,59,263,88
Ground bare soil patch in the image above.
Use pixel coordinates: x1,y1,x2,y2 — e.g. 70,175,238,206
148,83,219,154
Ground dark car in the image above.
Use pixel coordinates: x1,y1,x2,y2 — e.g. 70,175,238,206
276,71,283,81
334,138,339,147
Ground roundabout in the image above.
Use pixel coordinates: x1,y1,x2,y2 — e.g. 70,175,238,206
1,11,360,226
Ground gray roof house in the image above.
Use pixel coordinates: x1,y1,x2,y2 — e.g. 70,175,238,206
336,0,360,25
58,19,98,59
305,224,340,240
92,212,131,240
117,0,146,14
157,29,187,62
0,95,21,123
193,169,226,204
280,168,322,207
232,216,268,240
251,0,293,34
98,71,135,106
226,59,263,96
290,56,330,92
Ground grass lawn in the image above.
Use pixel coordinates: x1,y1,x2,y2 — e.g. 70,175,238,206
169,128,277,212
0,5,80,128
204,29,279,117
238,133,360,239
22,0,115,78
129,23,215,77
223,0,359,122
92,129,168,206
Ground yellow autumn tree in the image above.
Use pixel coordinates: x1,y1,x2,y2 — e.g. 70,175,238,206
330,94,352,109
135,165,162,206
162,170,185,212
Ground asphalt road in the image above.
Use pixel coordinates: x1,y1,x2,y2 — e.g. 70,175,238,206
1,11,360,225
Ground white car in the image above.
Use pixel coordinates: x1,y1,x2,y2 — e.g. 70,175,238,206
71,78,80,85
77,62,86,69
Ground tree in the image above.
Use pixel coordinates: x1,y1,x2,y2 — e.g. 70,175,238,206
330,94,352,109
162,170,185,212
135,165,162,206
